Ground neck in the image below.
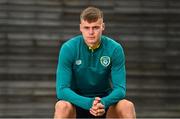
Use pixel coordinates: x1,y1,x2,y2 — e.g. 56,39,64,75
88,41,101,50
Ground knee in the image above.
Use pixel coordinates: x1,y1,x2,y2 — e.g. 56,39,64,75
117,99,136,118
119,99,135,109
55,100,74,114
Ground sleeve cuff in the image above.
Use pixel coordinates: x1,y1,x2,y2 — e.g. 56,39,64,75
101,99,107,109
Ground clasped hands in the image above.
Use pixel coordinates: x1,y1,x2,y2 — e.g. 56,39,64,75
89,97,105,116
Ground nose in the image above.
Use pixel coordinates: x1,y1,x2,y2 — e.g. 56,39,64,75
89,28,94,35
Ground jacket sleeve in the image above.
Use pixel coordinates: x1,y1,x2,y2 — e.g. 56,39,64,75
56,44,94,110
101,45,126,109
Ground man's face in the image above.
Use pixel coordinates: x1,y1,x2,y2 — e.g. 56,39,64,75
80,18,105,47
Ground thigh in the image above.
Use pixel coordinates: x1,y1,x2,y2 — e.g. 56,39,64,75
106,104,118,118
106,99,125,118
106,99,135,118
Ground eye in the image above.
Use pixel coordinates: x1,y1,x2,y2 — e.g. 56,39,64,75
83,26,89,30
93,26,100,30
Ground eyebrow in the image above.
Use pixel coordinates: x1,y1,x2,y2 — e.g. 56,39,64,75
82,25,101,28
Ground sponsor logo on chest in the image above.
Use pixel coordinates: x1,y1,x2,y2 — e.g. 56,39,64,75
75,60,82,65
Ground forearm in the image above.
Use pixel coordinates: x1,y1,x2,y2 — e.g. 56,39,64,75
57,87,94,110
101,87,126,109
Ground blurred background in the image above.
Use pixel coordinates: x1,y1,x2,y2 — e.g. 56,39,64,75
0,0,180,118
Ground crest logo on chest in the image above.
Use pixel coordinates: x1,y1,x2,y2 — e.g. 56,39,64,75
100,56,110,67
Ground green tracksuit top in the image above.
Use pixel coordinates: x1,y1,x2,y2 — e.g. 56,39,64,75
56,35,126,110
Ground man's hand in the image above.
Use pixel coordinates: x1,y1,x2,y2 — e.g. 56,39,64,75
89,97,105,116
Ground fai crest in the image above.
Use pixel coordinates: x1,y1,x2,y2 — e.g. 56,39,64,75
100,56,110,67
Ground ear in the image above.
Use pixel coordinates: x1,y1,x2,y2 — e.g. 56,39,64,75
102,23,105,31
79,24,82,32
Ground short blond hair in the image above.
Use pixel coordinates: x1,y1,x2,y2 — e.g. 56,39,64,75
80,6,103,23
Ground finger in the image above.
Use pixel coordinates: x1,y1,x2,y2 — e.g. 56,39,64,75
97,112,104,117
96,103,105,109
93,97,101,106
89,108,97,116
91,104,98,110
93,100,99,106
95,97,101,101
98,108,105,114
92,102,104,111
95,97,101,103
90,109,103,117
90,107,104,116
96,109,105,116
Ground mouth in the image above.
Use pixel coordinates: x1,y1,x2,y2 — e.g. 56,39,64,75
88,37,95,39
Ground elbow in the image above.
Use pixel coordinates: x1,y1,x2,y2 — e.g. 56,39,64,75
56,83,70,100
122,86,126,98
56,89,62,100
56,87,65,100
118,87,126,99
121,89,126,99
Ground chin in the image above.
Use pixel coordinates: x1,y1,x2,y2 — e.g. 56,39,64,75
88,42,96,45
